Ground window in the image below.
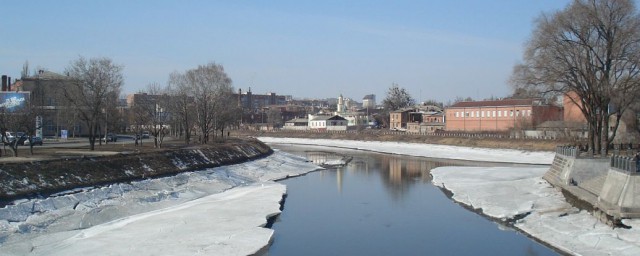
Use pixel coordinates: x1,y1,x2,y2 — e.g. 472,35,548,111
528,110,532,116
510,110,514,117
498,111,501,117
471,112,474,117
492,111,496,117
476,111,479,117
504,110,508,116
455,112,459,118
516,110,520,117
465,112,469,117
481,111,484,118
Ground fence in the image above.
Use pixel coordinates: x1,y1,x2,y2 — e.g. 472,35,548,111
258,128,564,140
610,155,639,173
556,146,579,158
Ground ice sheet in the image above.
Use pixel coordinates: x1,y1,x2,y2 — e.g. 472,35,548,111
431,166,640,255
0,150,320,255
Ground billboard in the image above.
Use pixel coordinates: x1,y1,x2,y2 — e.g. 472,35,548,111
0,92,30,112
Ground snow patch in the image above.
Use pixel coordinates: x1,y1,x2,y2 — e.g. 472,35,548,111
258,137,554,165
431,166,640,255
0,151,321,255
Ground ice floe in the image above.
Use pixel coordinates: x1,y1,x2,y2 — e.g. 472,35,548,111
0,150,320,255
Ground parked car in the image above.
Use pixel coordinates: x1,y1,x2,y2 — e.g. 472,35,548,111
141,131,150,139
16,132,28,144
23,136,43,146
4,132,15,142
102,133,118,142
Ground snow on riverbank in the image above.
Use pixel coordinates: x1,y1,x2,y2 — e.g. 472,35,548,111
0,150,320,256
262,137,640,255
258,137,554,165
431,167,640,255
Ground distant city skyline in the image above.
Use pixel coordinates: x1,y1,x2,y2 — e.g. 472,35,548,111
2,1,573,103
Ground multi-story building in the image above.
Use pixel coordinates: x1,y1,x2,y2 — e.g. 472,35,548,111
444,98,562,132
563,91,587,123
234,88,287,110
389,109,414,130
13,71,89,137
362,94,376,109
406,111,445,133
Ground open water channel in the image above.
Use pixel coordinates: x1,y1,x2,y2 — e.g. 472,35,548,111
265,144,559,256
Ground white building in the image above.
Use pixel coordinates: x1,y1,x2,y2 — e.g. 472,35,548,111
363,94,376,109
308,114,348,131
283,118,309,130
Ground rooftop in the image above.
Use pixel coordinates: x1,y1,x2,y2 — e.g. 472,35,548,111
448,98,540,108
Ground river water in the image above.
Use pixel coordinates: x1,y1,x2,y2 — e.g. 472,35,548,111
265,145,558,256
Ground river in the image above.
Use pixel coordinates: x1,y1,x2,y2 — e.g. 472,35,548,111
265,144,559,256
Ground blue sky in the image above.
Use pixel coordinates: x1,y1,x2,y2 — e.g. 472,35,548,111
2,0,572,103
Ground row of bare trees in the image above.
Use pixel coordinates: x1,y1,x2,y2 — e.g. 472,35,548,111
0,57,239,154
512,0,640,155
134,63,238,147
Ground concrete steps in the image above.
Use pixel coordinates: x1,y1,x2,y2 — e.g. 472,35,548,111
543,155,568,186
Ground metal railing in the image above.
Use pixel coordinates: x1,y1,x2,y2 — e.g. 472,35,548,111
556,146,579,158
610,155,639,173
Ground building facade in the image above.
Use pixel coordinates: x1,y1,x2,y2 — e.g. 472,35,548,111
444,99,562,132
362,94,376,109
283,118,309,130
308,115,348,131
389,109,413,130
563,91,587,123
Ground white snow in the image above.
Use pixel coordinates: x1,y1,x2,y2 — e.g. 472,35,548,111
323,159,346,166
0,150,320,256
431,166,640,255
3,136,637,255
258,137,555,164
260,137,640,255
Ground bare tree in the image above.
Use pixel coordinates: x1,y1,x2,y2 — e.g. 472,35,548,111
214,93,239,139
184,63,233,144
129,91,152,146
134,83,171,148
511,0,640,155
0,94,44,157
64,56,123,150
167,72,194,144
382,83,415,111
266,107,283,128
21,61,30,79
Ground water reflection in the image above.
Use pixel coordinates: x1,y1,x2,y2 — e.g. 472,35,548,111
302,148,471,199
266,145,557,256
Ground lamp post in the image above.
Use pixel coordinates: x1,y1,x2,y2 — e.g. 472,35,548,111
104,108,108,144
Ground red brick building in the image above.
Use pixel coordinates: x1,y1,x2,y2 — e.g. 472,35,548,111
444,99,562,132
389,109,413,130
563,91,587,123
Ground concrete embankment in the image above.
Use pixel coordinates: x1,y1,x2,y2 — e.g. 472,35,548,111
0,139,272,203
543,146,640,224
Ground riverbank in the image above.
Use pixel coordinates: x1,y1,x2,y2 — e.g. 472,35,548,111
258,137,640,255
0,138,272,203
239,129,566,151
257,137,555,165
431,166,640,255
0,150,321,255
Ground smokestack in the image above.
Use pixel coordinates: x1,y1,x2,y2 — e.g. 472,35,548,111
1,75,6,91
7,77,11,91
